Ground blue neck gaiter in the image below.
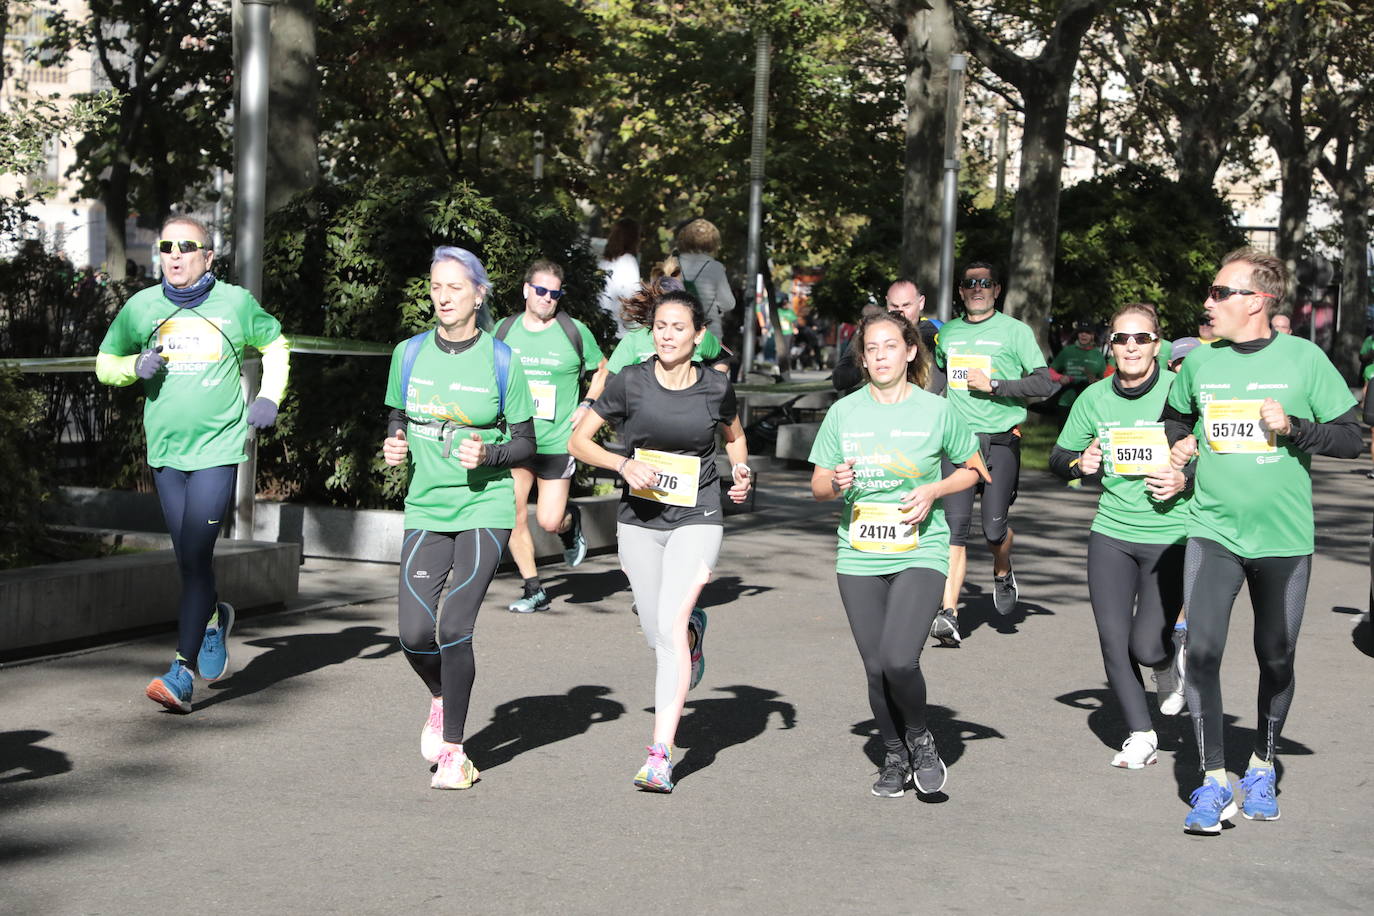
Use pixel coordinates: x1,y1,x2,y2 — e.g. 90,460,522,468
162,272,216,309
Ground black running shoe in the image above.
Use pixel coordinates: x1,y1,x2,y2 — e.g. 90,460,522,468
930,609,961,647
907,730,948,794
871,751,911,798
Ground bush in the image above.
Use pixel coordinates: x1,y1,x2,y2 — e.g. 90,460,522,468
259,178,609,507
0,366,52,568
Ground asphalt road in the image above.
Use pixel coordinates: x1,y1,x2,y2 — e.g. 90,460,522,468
3,457,1372,914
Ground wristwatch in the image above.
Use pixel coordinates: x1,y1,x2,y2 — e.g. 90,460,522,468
989,378,1001,393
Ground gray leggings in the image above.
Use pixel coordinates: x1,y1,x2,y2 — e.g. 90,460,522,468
617,523,722,728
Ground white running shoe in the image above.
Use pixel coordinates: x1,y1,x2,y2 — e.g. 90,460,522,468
421,697,444,763
1110,730,1158,769
1153,651,1187,717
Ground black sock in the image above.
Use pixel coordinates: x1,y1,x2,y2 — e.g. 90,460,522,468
523,577,542,596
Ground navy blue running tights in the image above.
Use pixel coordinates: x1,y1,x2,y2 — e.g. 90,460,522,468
152,464,236,668
397,528,510,744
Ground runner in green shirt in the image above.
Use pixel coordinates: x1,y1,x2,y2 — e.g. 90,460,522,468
96,215,290,713
930,260,1057,644
496,260,610,614
1049,321,1106,411
1050,304,1191,770
1162,248,1360,833
382,246,537,791
810,311,983,798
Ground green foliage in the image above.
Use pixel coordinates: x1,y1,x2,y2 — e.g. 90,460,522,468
0,365,52,569
258,178,606,507
1050,167,1245,336
806,215,901,320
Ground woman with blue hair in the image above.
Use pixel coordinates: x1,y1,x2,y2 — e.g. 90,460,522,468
381,246,537,789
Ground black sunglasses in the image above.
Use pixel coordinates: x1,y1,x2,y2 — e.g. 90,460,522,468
1109,331,1159,346
959,277,996,289
158,239,209,254
1207,285,1276,303
529,284,565,300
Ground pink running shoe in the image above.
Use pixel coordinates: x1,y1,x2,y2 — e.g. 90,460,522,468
421,698,444,763
633,743,674,793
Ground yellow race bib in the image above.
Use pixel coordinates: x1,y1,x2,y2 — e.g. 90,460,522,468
156,317,224,364
629,449,701,508
1203,400,1276,454
529,381,557,421
1104,424,1170,476
947,353,992,391
848,501,918,553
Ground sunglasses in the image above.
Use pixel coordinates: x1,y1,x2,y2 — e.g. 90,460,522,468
159,239,209,254
1109,331,1159,346
1207,285,1276,302
959,277,996,289
529,284,565,300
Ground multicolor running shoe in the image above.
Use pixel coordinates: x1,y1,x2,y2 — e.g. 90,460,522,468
688,608,708,690
145,660,194,713
431,746,479,790
633,743,674,793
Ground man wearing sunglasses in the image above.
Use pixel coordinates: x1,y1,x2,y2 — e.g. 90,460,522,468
1162,248,1360,834
930,261,1056,646
496,260,609,614
96,216,291,712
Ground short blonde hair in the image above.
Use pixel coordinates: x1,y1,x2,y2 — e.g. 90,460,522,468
676,218,721,255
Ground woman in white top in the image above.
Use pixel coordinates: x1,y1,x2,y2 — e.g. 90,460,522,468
598,218,641,339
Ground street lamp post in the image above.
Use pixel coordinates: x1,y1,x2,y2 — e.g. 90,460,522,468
741,31,772,380
936,54,967,323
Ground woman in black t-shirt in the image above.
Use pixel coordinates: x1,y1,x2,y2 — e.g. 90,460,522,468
570,282,752,793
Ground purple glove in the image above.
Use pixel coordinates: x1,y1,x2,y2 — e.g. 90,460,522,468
135,347,166,380
246,397,279,429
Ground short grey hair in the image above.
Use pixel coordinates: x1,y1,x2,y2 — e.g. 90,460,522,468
431,246,490,289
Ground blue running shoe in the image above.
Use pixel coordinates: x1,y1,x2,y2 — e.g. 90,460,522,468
145,660,194,713
1240,765,1280,820
688,608,707,690
1184,776,1237,835
633,743,674,793
197,601,235,681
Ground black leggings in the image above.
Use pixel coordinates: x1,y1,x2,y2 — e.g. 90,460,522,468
397,527,510,744
942,436,1019,546
1182,537,1310,771
152,465,236,668
836,567,945,752
1086,533,1183,733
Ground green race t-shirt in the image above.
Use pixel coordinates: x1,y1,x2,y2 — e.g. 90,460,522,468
777,307,798,336
1056,372,1190,544
1052,345,1106,381
606,327,723,374
498,314,603,454
1166,334,1355,558
384,332,536,532
808,385,979,576
935,311,1047,433
98,282,283,471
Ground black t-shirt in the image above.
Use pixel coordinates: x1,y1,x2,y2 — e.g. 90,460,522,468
594,358,738,529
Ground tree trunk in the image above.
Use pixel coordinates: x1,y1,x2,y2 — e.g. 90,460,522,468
1003,80,1070,343
1335,199,1370,380
267,0,319,214
104,158,131,281
896,0,956,299
1274,146,1316,290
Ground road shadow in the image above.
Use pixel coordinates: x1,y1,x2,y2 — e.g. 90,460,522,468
195,625,401,711
1168,713,1313,804
699,575,774,610
463,685,625,771
1352,615,1374,658
671,685,796,783
958,588,1057,638
851,706,1004,801
1054,687,1192,756
547,568,631,610
0,730,72,785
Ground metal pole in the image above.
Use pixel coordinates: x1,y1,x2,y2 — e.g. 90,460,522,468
741,31,771,380
936,54,967,323
232,0,274,540
533,129,545,183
